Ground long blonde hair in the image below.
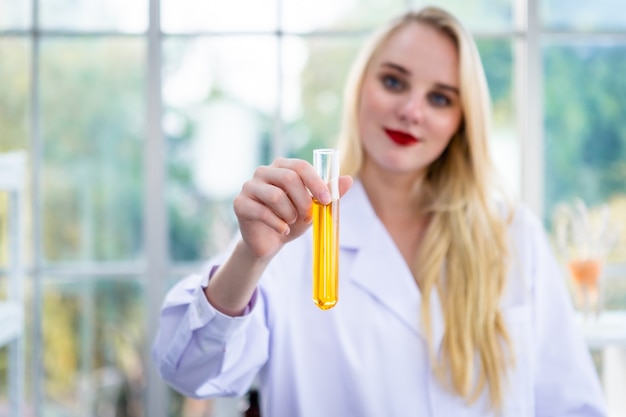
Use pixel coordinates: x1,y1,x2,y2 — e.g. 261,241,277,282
337,6,514,410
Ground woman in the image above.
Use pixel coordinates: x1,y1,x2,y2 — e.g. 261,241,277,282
152,7,606,416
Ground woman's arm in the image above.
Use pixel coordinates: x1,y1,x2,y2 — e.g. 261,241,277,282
151,266,270,398
152,157,352,397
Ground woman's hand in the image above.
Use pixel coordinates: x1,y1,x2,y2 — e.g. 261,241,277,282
206,157,352,316
233,157,353,260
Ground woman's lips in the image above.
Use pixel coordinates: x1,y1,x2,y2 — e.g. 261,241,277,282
384,128,419,146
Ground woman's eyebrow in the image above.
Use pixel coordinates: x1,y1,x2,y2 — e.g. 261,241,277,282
381,62,410,75
435,83,460,95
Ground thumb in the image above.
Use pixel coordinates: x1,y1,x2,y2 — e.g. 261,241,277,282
338,175,353,198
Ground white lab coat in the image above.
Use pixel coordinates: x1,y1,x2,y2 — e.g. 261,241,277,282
152,180,607,417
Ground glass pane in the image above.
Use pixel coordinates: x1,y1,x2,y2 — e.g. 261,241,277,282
282,0,406,32
0,194,6,269
544,42,626,270
604,265,626,311
477,38,519,197
0,276,8,407
0,273,30,414
40,0,147,32
162,0,277,33
413,0,513,32
0,274,7,410
0,0,31,30
542,0,626,31
0,347,5,412
164,36,277,261
40,39,145,263
0,38,30,153
41,277,145,417
282,36,362,159
0,38,31,271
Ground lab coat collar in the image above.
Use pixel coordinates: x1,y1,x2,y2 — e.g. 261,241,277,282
340,180,444,352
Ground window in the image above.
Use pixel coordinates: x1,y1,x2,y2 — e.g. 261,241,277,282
542,12,626,308
1,0,625,416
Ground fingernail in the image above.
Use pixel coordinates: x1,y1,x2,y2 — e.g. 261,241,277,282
283,226,290,236
319,191,331,205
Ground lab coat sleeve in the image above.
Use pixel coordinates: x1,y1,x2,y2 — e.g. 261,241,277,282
151,260,270,399
528,211,607,417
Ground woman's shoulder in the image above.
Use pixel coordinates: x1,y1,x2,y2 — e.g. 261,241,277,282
506,201,547,240
493,199,553,271
503,200,561,288
499,201,557,306
491,195,545,238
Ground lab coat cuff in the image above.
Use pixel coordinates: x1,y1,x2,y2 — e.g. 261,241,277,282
187,265,259,341
203,264,259,314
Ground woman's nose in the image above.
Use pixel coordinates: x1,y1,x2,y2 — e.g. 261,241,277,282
397,94,425,124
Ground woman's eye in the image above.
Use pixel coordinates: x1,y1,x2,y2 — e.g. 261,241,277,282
381,75,405,91
428,92,451,107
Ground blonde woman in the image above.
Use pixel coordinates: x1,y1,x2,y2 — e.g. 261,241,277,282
153,7,606,416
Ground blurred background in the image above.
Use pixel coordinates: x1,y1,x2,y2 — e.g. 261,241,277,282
0,0,625,416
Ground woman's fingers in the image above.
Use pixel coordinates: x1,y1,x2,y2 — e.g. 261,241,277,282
270,158,331,205
253,165,313,222
255,158,331,222
234,191,292,236
237,161,353,239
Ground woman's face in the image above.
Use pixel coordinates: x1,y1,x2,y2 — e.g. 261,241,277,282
358,21,463,180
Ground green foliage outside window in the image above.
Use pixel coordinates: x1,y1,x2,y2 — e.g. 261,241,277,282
544,44,626,218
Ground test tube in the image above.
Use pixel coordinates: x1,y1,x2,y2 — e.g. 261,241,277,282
312,149,340,310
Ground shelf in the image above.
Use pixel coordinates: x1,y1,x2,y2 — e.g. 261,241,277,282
0,302,22,347
0,151,25,417
576,310,626,349
0,153,25,192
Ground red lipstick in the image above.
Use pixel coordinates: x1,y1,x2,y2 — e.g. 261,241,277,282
384,128,419,146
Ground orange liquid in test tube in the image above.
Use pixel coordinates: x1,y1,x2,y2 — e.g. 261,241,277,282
312,149,340,310
312,198,339,309
568,259,602,289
